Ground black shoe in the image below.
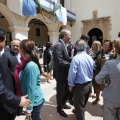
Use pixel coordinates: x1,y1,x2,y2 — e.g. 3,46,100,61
57,109,67,117
63,104,71,109
72,109,76,114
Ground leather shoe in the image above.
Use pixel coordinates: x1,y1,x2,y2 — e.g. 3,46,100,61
57,109,67,117
63,104,71,109
72,109,76,114
92,99,100,105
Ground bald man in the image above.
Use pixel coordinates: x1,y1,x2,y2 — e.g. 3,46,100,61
0,29,30,120
1,39,22,118
2,39,21,71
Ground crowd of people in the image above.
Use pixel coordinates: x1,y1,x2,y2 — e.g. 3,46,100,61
53,29,120,120
0,28,120,120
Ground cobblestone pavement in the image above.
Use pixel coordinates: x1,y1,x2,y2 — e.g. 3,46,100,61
16,59,103,120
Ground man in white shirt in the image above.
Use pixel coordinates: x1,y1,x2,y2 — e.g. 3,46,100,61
0,29,30,120
2,39,23,117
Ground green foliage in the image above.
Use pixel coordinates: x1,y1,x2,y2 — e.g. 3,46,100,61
33,0,61,24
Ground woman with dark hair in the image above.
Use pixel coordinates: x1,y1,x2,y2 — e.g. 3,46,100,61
116,32,120,41
92,39,115,105
43,41,53,83
118,32,120,38
100,40,114,67
19,39,45,120
95,38,120,120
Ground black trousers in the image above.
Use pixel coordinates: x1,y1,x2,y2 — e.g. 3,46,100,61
73,82,92,120
56,79,70,110
0,106,16,120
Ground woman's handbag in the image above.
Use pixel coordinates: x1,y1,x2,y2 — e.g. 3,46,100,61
100,75,110,91
103,75,110,86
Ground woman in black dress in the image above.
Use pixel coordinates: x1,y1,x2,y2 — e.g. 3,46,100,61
43,42,52,83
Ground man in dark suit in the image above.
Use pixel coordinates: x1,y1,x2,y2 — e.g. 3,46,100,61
2,39,23,116
67,41,74,57
0,36,10,55
53,29,72,117
0,78,30,119
0,29,30,120
2,39,21,73
80,34,90,53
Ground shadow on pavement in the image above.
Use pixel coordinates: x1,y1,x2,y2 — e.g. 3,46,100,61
85,101,103,117
40,77,47,84
41,94,76,120
49,94,56,103
48,92,103,119
53,87,56,90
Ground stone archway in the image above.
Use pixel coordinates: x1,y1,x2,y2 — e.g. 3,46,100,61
0,3,17,26
0,3,18,44
25,14,54,32
28,18,49,45
88,28,103,46
81,11,111,41
25,14,60,44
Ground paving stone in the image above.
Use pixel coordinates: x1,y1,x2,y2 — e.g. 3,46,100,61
16,58,103,120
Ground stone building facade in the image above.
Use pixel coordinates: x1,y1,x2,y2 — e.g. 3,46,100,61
0,0,120,45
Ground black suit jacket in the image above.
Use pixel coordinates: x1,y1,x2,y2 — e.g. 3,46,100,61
0,49,20,114
2,50,19,72
67,45,72,57
0,78,20,112
53,40,70,81
4,46,10,53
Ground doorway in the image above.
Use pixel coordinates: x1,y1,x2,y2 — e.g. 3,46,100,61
88,28,103,47
28,18,48,46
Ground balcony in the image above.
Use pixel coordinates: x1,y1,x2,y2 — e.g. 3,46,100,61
67,10,76,22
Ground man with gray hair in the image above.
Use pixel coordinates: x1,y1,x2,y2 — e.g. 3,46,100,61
53,29,72,117
0,29,30,120
80,34,90,53
68,40,94,120
2,39,23,117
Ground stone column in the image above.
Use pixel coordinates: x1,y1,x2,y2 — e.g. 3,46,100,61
8,26,29,40
47,32,59,44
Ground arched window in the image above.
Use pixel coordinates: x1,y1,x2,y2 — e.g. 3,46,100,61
60,0,64,7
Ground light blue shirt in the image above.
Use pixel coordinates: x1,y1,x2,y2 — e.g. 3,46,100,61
68,51,95,87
